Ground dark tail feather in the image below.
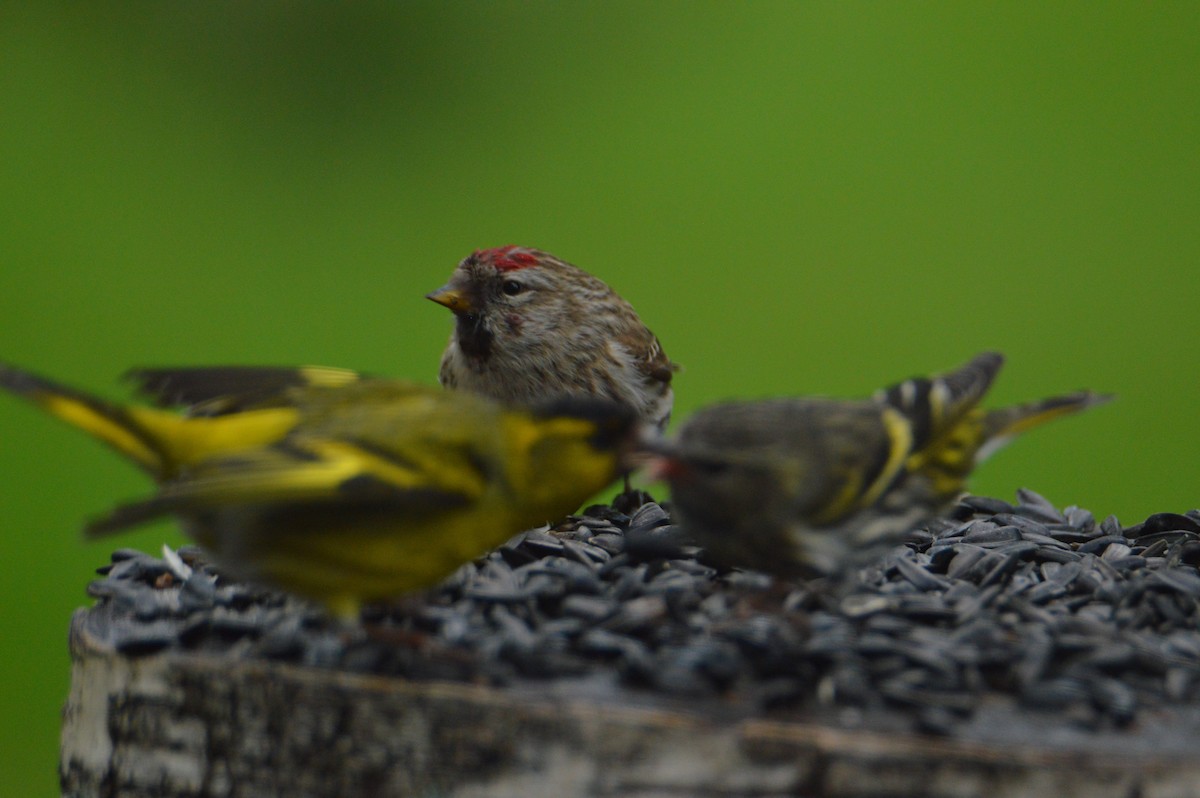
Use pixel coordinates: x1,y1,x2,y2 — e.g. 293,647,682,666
936,352,1005,411
85,498,175,538
0,362,168,476
978,391,1113,463
0,362,81,401
876,351,1006,449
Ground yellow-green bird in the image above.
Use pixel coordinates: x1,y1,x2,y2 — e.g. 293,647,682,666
0,363,638,619
648,352,1109,579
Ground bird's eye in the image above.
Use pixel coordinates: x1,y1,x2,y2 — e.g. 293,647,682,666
501,280,523,296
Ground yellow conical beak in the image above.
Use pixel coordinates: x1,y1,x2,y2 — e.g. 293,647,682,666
426,286,475,314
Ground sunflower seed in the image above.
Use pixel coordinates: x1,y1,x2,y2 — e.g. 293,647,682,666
561,594,618,623
112,621,177,655
630,502,671,528
1153,567,1200,596
963,525,1023,546
958,495,1015,515
1016,489,1066,522
178,573,217,613
73,488,1200,737
946,545,989,579
894,553,953,591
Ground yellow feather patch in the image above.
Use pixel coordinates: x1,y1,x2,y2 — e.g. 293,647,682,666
814,470,865,525
41,395,162,472
129,406,299,469
309,437,487,504
815,407,915,524
906,410,986,498
298,366,363,388
858,406,916,509
164,457,364,506
542,417,617,466
993,403,1082,440
306,440,431,491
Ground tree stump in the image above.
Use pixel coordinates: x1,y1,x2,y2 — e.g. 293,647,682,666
60,495,1200,797
62,607,1200,798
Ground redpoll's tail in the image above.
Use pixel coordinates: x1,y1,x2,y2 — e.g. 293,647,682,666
977,391,1113,464
0,362,173,477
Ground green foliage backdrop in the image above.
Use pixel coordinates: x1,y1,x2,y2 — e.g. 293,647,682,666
1,4,1196,792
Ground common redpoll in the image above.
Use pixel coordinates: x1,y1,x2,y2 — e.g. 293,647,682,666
0,362,638,620
427,246,678,433
649,352,1109,579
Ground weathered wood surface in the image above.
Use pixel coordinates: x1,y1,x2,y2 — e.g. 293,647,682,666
61,609,1200,798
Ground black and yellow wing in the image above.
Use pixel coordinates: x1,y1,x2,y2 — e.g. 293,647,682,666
86,381,500,536
126,365,367,415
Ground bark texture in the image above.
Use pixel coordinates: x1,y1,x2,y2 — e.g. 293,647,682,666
61,609,1200,798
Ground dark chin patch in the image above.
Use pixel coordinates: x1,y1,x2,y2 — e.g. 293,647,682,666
455,313,493,360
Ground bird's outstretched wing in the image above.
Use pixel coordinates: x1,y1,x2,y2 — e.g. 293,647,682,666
86,415,492,537
126,366,367,415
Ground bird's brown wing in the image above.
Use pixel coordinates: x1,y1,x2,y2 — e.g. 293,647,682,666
613,326,677,416
639,334,679,385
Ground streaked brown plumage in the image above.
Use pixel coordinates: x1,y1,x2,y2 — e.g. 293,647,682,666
428,246,678,432
650,352,1110,579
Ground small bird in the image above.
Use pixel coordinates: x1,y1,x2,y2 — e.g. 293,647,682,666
648,352,1109,579
427,246,678,433
0,362,638,619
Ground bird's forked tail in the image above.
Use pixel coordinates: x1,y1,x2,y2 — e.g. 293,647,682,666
977,391,1112,464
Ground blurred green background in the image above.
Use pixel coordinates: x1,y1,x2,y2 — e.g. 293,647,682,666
1,3,1196,793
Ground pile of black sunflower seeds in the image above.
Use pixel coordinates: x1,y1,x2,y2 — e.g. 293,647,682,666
81,489,1200,736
